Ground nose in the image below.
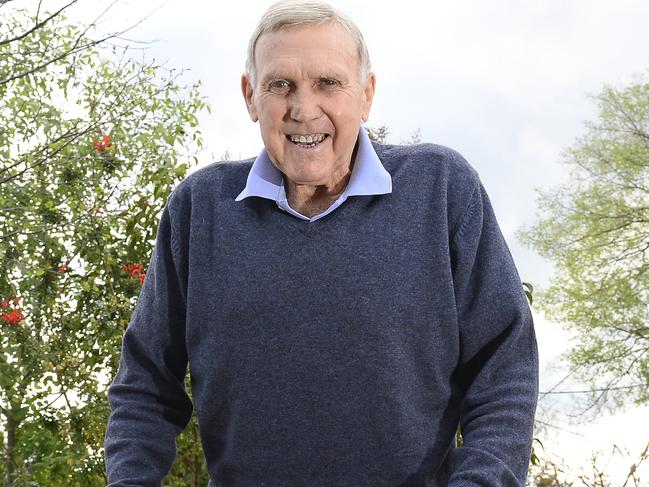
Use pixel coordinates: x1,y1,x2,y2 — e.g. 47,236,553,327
288,87,322,123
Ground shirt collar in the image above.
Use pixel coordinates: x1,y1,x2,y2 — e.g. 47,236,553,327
235,125,392,203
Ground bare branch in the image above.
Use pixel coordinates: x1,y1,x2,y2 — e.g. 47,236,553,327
35,0,43,23
621,442,649,487
539,384,646,395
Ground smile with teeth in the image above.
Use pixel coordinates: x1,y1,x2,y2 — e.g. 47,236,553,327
287,133,327,147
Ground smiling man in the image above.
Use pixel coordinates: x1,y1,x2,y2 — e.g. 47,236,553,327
104,2,539,486
240,20,376,218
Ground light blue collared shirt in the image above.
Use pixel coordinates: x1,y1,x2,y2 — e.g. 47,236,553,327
235,126,392,222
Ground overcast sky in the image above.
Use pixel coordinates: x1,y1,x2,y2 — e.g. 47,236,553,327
17,0,649,479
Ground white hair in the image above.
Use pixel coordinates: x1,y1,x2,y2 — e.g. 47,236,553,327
245,0,372,85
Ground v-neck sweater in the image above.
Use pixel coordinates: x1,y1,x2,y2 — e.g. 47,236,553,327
105,142,539,487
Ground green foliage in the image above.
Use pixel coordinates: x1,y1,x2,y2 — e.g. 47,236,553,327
519,73,649,405
1,5,209,485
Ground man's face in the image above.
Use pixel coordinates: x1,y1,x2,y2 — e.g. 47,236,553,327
242,23,376,188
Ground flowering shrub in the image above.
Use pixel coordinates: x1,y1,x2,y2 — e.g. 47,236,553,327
121,263,146,285
0,297,25,326
93,134,113,152
0,6,207,484
1,309,24,326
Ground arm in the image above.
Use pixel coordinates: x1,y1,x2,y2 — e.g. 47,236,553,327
104,203,193,486
447,182,539,486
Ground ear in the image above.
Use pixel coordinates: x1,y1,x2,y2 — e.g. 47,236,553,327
241,74,258,122
360,72,376,123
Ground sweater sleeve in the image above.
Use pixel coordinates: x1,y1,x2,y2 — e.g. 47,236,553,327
104,202,193,486
447,181,539,486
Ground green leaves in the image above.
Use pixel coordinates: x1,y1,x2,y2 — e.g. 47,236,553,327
519,73,649,406
0,6,209,485
174,163,189,178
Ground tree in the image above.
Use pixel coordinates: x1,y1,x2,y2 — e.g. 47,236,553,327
519,73,649,406
1,3,209,485
525,441,649,486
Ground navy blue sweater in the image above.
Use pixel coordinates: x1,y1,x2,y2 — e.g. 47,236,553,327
105,142,538,486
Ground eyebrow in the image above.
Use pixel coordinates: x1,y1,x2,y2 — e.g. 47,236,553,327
260,72,347,84
314,73,345,80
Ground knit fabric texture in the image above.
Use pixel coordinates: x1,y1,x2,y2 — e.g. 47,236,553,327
104,142,539,487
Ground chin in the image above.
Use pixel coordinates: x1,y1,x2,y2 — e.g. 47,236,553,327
287,176,327,187
285,168,330,185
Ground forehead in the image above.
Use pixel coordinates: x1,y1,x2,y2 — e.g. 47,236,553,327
254,23,359,78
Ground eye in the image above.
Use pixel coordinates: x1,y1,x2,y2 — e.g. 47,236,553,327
319,78,340,89
268,79,291,93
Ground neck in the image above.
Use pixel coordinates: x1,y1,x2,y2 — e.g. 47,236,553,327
284,141,359,218
286,171,351,217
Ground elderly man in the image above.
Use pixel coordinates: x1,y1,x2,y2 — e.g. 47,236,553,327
104,1,538,486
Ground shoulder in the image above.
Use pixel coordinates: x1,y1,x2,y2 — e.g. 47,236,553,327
373,141,479,185
168,158,253,208
175,158,253,198
163,158,253,234
373,142,481,219
372,143,477,178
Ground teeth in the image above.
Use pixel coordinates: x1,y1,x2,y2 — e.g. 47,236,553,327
290,134,325,144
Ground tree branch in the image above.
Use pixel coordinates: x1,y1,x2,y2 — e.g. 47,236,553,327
1,0,156,87
0,124,93,185
35,0,44,23
621,442,649,487
0,0,78,47
1,33,121,86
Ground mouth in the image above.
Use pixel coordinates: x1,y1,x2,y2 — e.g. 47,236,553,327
286,133,329,148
